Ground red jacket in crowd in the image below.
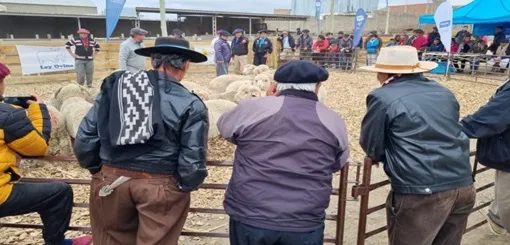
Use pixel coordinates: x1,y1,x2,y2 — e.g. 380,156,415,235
313,39,330,52
412,35,428,50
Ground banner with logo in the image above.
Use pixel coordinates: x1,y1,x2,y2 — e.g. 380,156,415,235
16,45,75,75
434,2,453,52
353,8,368,48
193,46,215,65
106,0,127,39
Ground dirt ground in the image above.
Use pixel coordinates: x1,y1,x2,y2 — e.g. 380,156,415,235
0,66,509,245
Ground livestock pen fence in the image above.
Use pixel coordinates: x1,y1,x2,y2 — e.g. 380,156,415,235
0,156,359,244
0,152,497,244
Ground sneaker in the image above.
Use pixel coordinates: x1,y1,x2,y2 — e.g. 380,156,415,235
71,235,93,245
487,212,506,235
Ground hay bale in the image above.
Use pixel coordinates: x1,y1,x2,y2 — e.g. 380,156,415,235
204,99,237,138
46,105,73,156
60,98,93,138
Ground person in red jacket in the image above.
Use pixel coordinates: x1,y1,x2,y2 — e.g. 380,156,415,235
412,29,428,59
312,35,329,68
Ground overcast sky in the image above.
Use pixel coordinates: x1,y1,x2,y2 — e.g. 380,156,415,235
90,0,473,13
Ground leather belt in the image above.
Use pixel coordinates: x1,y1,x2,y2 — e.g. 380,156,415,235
101,165,171,179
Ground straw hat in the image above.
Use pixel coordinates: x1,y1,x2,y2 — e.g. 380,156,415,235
360,46,438,74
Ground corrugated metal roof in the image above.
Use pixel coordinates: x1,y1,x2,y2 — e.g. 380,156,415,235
0,0,96,8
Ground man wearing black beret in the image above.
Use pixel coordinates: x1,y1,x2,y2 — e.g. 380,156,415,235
218,60,350,245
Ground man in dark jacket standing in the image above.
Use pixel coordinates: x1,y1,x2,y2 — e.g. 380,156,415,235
490,26,507,53
74,37,209,245
218,60,349,245
360,46,475,245
277,30,296,61
65,28,100,88
427,27,440,46
214,30,232,76
455,25,470,45
461,79,510,235
296,29,313,60
231,29,249,74
252,30,273,65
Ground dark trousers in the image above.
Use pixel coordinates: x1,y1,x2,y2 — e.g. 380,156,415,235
386,185,476,245
254,53,267,65
0,182,73,245
229,219,324,245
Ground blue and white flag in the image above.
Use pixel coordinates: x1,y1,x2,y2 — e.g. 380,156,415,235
106,0,127,40
353,8,368,48
434,2,453,52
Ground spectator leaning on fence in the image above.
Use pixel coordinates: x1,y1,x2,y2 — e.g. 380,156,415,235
471,40,488,71
231,29,249,75
338,34,353,70
454,33,475,73
74,37,209,245
218,60,349,245
460,78,510,235
277,30,296,61
487,39,510,72
65,28,100,88
296,29,313,60
214,30,232,76
118,27,148,73
252,30,273,66
427,26,440,47
0,63,92,245
455,25,470,45
360,46,476,245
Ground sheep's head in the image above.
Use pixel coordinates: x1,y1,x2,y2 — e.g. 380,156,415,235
242,64,256,75
53,84,93,110
253,74,272,92
234,85,263,103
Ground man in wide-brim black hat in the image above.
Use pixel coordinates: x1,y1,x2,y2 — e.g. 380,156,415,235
74,37,210,245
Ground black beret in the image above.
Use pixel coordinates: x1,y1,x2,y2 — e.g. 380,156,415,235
274,60,329,84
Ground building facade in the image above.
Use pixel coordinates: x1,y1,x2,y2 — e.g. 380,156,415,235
291,0,379,16
0,0,98,15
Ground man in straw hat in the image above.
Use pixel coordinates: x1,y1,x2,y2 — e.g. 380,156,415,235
74,37,209,245
65,28,100,88
218,60,349,245
359,46,476,245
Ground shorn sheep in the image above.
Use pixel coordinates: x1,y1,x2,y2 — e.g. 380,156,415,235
204,99,237,138
209,74,252,93
46,105,73,156
52,84,94,139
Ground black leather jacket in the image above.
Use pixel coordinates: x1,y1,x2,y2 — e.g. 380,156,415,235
461,80,510,172
360,74,473,194
74,71,209,192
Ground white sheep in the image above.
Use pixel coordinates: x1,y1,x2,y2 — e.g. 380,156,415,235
46,105,73,156
180,81,211,101
204,99,237,138
233,85,264,103
209,74,252,93
242,64,257,75
209,90,238,102
60,98,93,139
51,84,94,110
253,65,270,75
225,80,254,93
253,73,273,92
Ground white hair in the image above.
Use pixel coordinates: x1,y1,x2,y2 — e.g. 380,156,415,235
276,83,317,93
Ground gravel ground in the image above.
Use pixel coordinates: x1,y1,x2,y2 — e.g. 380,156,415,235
0,67,508,244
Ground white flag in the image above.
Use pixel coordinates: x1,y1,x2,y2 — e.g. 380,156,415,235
434,2,453,52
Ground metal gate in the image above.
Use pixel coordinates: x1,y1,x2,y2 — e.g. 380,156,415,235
0,156,359,244
351,152,495,245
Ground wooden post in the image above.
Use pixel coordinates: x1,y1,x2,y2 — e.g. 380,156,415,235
159,0,168,36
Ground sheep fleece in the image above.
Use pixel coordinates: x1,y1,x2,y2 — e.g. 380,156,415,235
204,99,237,138
60,98,93,138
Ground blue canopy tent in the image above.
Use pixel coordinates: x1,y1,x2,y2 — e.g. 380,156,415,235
419,0,510,36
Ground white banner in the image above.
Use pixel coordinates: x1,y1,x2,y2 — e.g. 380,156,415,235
16,45,75,75
434,2,453,52
193,45,215,65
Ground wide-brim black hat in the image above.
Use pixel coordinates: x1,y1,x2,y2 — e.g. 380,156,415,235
135,37,207,63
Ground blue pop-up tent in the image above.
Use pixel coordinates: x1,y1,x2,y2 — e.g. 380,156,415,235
419,0,510,36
